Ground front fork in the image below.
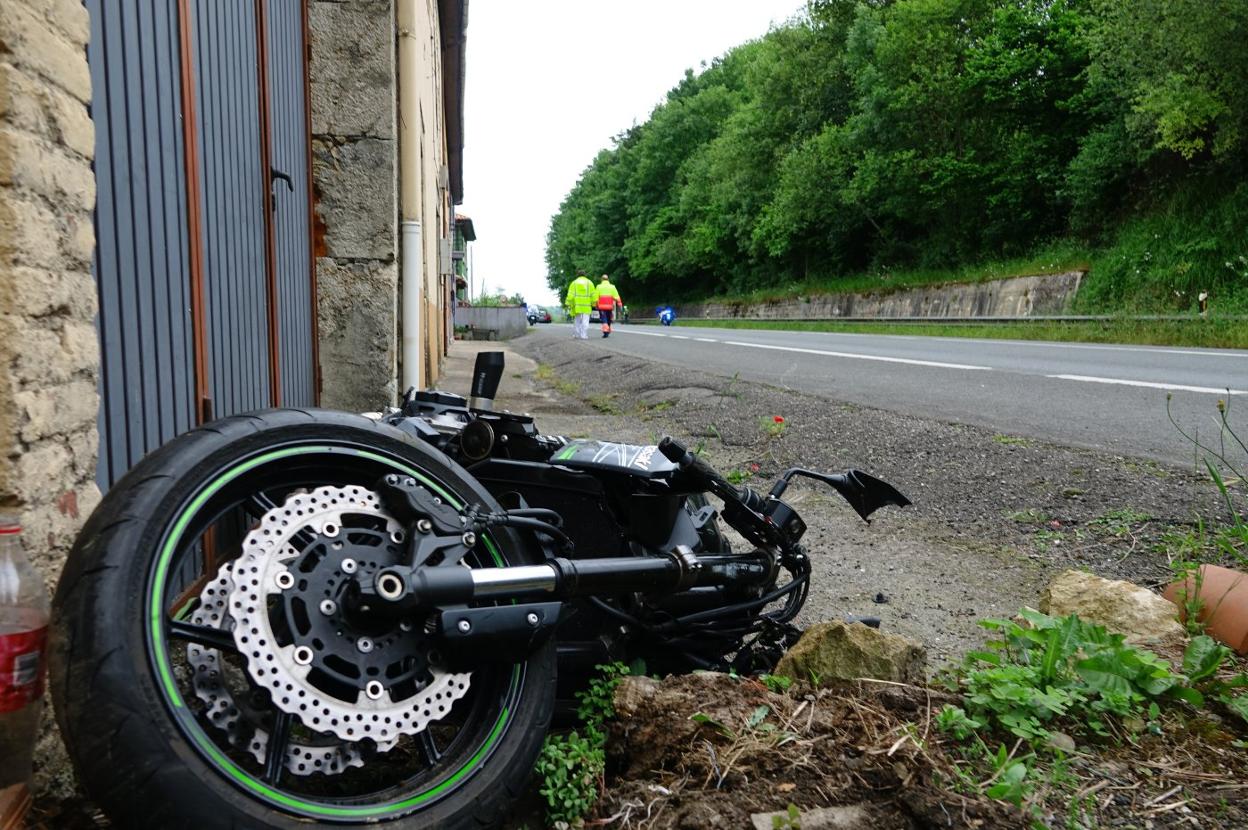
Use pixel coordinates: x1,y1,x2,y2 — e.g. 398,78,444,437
344,548,777,666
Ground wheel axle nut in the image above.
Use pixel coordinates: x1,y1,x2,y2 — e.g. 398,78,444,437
526,612,540,627
456,619,471,633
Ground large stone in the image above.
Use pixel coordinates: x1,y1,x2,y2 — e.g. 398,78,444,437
0,0,93,103
312,138,397,260
317,257,398,410
774,621,927,685
1039,569,1185,644
308,0,395,138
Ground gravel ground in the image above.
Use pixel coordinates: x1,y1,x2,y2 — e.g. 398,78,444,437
510,331,1233,665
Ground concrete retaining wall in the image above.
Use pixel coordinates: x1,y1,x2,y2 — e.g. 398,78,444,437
454,306,528,340
680,271,1085,320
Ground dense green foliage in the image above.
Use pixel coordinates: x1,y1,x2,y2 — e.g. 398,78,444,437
546,0,1248,310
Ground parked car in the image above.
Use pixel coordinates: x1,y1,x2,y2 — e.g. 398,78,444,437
527,306,552,324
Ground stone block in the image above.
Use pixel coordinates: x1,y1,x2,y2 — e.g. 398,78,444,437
312,138,396,260
13,440,71,503
0,1,92,104
774,621,927,685
317,257,398,410
308,0,396,138
0,64,94,158
10,323,74,385
60,320,99,375
1041,569,1185,645
42,0,90,48
14,380,97,443
0,196,61,267
0,125,96,209
2,266,92,318
64,212,94,267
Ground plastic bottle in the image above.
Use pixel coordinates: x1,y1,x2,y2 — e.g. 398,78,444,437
0,514,49,801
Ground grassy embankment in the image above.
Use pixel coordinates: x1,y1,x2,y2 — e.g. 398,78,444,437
662,185,1248,348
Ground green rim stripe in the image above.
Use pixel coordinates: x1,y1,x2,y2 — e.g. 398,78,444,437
148,444,517,818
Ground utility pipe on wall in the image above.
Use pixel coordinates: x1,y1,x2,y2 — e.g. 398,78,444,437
397,0,422,390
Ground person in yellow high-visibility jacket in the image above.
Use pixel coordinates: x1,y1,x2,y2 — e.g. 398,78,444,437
565,270,596,340
594,274,622,338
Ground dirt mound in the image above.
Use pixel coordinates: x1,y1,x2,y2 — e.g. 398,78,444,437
597,673,1026,830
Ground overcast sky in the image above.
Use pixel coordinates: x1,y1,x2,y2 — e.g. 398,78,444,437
459,0,806,309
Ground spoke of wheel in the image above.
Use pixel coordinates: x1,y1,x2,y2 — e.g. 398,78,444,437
264,711,294,785
244,491,316,546
243,491,279,518
167,620,237,653
418,730,442,766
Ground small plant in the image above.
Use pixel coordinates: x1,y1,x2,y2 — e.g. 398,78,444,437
772,804,802,829
763,415,787,438
1094,508,1152,537
587,394,622,415
536,662,629,826
993,434,1033,447
760,673,793,693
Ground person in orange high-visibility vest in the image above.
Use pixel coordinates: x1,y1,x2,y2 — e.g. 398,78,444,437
594,275,622,338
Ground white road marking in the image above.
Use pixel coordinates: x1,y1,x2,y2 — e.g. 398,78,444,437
722,341,992,371
792,329,1247,358
694,337,718,343
670,335,690,340
1047,374,1247,395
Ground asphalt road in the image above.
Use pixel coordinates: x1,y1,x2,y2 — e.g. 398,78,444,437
529,324,1248,466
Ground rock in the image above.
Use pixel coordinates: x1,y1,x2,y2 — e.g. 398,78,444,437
1039,569,1185,644
774,621,927,685
750,805,869,830
612,675,662,719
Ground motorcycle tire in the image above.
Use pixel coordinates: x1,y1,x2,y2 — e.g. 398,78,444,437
50,409,556,829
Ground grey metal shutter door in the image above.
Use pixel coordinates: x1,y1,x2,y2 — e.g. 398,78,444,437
89,0,197,486
267,0,316,407
190,0,272,417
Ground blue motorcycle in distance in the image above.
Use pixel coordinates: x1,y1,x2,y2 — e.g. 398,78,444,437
657,305,676,326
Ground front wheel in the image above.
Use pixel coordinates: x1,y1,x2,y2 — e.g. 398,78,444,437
50,409,555,829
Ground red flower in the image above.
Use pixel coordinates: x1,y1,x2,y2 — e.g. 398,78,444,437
749,463,760,473
773,416,785,424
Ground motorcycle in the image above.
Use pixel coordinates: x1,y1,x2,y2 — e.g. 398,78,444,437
49,352,909,829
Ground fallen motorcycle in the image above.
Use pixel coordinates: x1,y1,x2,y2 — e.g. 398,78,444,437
50,352,909,829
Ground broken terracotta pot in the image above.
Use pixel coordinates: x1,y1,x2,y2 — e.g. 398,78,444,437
1163,564,1248,654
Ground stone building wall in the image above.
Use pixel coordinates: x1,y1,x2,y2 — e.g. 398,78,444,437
0,0,100,587
308,0,400,411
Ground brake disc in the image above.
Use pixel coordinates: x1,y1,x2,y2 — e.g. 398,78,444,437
227,485,472,746
188,562,393,776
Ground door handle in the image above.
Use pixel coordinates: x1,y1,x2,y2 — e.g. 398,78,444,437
270,167,294,192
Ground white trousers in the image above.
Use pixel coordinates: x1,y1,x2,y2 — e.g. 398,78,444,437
573,313,589,339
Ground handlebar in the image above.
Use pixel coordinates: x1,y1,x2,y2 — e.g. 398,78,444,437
658,437,775,540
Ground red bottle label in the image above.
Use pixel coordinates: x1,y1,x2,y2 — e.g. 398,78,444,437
0,627,47,713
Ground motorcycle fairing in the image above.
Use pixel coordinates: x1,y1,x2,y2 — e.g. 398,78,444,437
551,440,679,479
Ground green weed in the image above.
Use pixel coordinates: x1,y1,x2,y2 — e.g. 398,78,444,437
535,662,629,825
